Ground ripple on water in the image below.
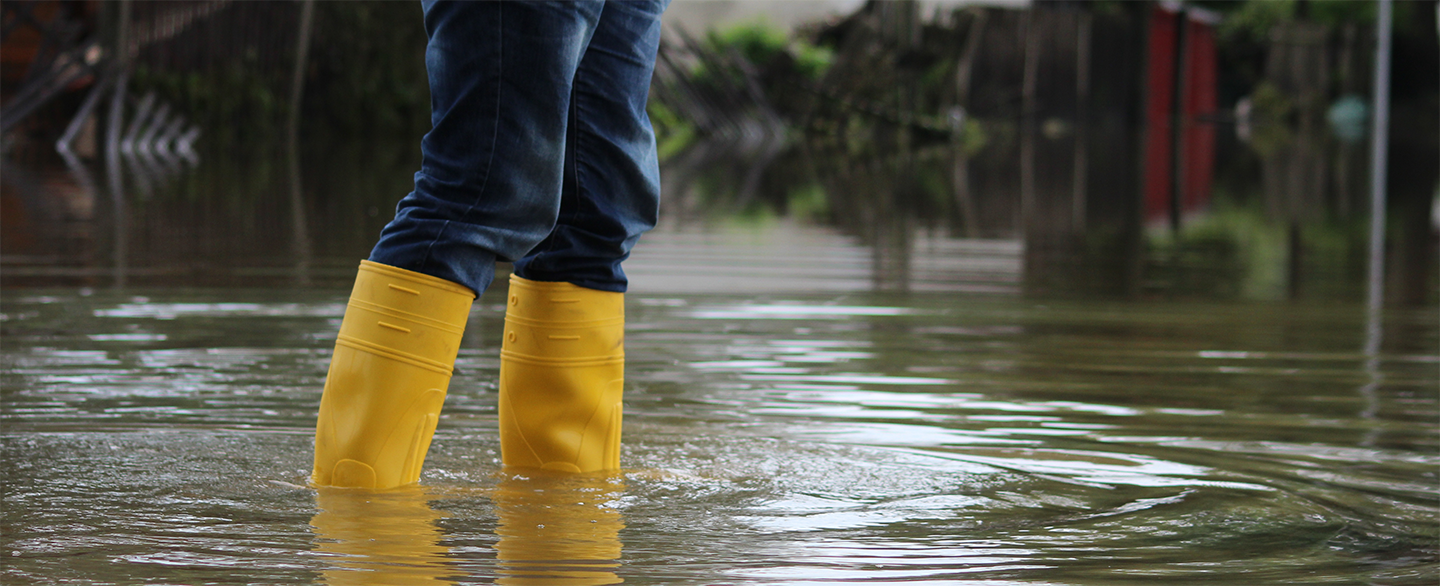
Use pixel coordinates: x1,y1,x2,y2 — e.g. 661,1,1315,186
2,291,1436,584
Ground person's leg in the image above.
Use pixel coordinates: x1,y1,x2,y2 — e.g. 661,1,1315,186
370,0,603,295
315,1,604,489
510,0,667,292
498,0,667,473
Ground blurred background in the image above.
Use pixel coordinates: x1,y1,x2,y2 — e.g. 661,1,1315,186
4,4,1438,583
2,0,1437,304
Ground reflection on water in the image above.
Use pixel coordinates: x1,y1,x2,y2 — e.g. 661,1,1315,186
311,486,454,586
2,286,1435,584
2,81,1437,584
493,471,625,586
3,126,1434,303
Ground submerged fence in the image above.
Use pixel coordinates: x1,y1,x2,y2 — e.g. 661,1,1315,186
2,0,311,190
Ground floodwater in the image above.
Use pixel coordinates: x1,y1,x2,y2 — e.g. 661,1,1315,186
3,282,1437,584
3,136,1439,584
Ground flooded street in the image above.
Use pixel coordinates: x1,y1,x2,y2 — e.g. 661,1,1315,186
3,278,1436,584
4,1,1438,582
3,67,1438,582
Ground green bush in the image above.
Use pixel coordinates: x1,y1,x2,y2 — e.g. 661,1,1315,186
305,1,430,137
1211,0,1416,42
130,59,285,144
703,19,834,81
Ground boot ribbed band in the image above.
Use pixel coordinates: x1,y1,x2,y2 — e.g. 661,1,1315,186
312,261,474,489
498,274,625,472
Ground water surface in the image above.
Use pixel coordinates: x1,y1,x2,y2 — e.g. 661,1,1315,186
3,283,1435,584
4,119,1438,583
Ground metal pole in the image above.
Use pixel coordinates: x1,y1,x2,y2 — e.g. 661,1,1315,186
286,0,315,146
106,0,132,289
1365,0,1392,346
105,0,131,170
1358,0,1393,444
288,0,316,286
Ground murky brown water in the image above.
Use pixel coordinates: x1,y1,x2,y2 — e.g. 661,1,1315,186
3,114,1439,585
3,282,1436,584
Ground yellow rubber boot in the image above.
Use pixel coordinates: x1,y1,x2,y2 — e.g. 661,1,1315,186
312,260,474,489
499,274,625,473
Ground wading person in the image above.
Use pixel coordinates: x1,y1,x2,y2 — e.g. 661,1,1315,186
311,0,668,489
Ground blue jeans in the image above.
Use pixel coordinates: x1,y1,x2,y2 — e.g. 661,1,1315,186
369,0,667,295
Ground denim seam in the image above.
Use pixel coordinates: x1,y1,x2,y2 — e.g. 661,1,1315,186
569,80,588,236
569,2,598,237
419,3,504,274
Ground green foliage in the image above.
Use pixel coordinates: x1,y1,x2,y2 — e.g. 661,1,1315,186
958,119,988,156
305,1,430,137
786,183,829,220
705,19,834,80
1147,207,1267,300
127,2,431,144
1180,203,1287,300
919,57,956,95
130,60,285,144
1246,82,1294,156
1213,0,1407,40
1141,195,1371,301
791,39,835,81
711,19,790,66
647,101,696,161
1085,1,1131,17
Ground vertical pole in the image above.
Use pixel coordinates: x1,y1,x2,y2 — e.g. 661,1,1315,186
105,0,132,174
955,8,986,109
1366,0,1392,331
286,0,315,144
1021,9,1041,233
288,0,316,286
1359,0,1392,441
106,0,132,289
1073,11,1092,233
1168,7,1188,233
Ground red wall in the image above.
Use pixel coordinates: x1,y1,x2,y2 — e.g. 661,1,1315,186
1143,5,1219,224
